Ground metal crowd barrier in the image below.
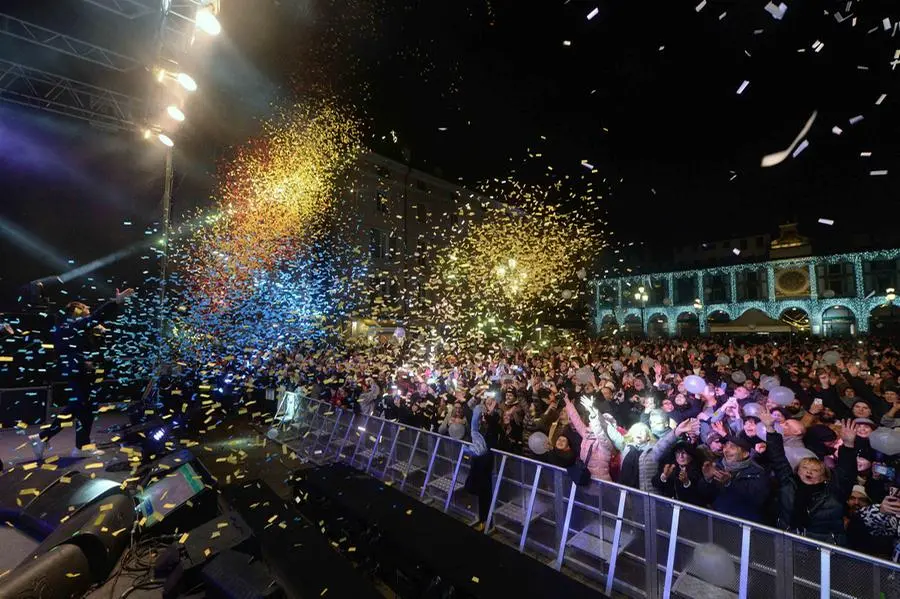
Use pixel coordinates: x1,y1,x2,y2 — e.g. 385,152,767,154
269,394,900,599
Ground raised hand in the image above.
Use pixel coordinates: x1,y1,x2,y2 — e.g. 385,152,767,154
702,460,717,481
711,421,727,437
838,419,858,448
115,288,135,303
678,467,689,484
757,409,775,430
661,463,676,482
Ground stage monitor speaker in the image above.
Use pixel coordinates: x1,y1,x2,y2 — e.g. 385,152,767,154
200,550,283,599
26,492,135,582
0,543,92,599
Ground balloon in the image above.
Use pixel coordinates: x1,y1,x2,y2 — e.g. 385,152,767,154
448,423,467,440
822,350,841,365
768,385,796,407
631,349,641,357
576,268,587,280
684,375,707,395
528,432,551,455
742,402,762,418
869,427,900,456
612,360,624,373
394,327,406,338
688,543,737,588
717,354,731,366
561,289,573,300
760,375,779,391
575,366,594,384
731,371,747,384
784,446,817,470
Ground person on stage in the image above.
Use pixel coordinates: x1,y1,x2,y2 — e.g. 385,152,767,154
30,288,134,460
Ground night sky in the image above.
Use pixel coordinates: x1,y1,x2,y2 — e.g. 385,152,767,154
1,0,898,299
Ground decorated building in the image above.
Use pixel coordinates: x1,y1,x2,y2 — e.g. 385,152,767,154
593,225,900,337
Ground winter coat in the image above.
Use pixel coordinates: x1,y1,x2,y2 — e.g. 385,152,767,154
767,432,855,543
620,429,680,492
697,457,770,521
565,400,622,482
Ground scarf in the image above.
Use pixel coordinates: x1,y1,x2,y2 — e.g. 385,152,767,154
722,457,754,473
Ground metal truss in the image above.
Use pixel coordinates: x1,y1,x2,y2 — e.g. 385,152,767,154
80,0,157,20
0,59,142,131
0,13,138,72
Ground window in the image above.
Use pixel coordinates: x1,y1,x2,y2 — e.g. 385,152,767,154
736,269,767,301
375,166,390,178
721,241,730,250
704,273,729,303
674,277,696,305
817,262,855,297
375,190,389,213
740,239,748,251
756,236,764,248
389,235,399,258
416,236,426,266
449,210,459,227
416,180,428,192
416,203,428,224
863,259,899,296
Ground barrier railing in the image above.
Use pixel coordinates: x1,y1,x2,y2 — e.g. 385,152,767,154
270,394,900,599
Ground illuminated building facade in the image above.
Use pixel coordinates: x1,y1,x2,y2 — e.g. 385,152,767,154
593,225,900,337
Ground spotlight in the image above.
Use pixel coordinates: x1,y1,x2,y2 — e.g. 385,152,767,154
175,72,197,92
158,133,174,147
166,105,185,122
195,7,222,35
143,129,153,140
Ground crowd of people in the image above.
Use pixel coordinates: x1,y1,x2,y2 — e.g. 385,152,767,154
259,335,900,560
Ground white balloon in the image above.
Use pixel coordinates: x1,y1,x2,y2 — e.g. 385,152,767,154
448,422,467,440
688,543,737,588
760,376,780,391
684,375,707,395
612,360,624,373
561,289,573,300
575,366,594,384
528,432,551,455
576,268,587,280
768,385,796,407
784,446,817,470
822,350,841,365
869,427,900,456
742,402,762,418
717,354,731,366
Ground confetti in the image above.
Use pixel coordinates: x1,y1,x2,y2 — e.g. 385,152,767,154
695,0,706,12
764,2,787,20
760,111,817,167
870,170,888,176
586,7,599,20
818,218,834,226
736,80,750,95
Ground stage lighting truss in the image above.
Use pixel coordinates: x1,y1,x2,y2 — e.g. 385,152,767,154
0,59,143,131
0,0,220,135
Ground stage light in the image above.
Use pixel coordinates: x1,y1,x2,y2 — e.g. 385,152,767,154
143,129,153,140
158,133,174,147
167,105,186,122
175,72,197,92
195,7,222,35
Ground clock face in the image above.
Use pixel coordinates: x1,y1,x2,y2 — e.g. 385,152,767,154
776,268,809,296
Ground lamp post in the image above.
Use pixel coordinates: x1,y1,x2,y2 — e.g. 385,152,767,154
633,285,648,335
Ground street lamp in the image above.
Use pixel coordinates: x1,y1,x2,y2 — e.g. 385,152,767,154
888,288,897,304
633,285,648,334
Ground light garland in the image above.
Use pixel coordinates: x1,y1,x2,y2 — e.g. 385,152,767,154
594,248,900,335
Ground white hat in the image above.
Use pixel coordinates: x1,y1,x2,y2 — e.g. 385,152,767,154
851,484,870,500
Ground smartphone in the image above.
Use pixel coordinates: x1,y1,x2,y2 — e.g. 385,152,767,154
813,398,823,407
874,463,896,480
719,382,728,392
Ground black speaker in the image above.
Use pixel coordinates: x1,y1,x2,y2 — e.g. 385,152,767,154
200,550,283,599
183,512,257,571
26,493,135,581
0,543,92,599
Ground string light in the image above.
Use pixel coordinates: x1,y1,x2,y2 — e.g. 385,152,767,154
594,248,900,334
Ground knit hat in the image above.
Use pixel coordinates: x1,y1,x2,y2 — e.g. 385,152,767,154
850,485,870,500
705,432,723,446
725,435,754,452
853,417,876,428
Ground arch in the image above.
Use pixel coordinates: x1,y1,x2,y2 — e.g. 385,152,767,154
822,305,857,337
623,313,643,336
676,311,700,337
598,313,619,335
780,306,810,332
707,310,731,323
869,304,900,336
647,313,669,338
